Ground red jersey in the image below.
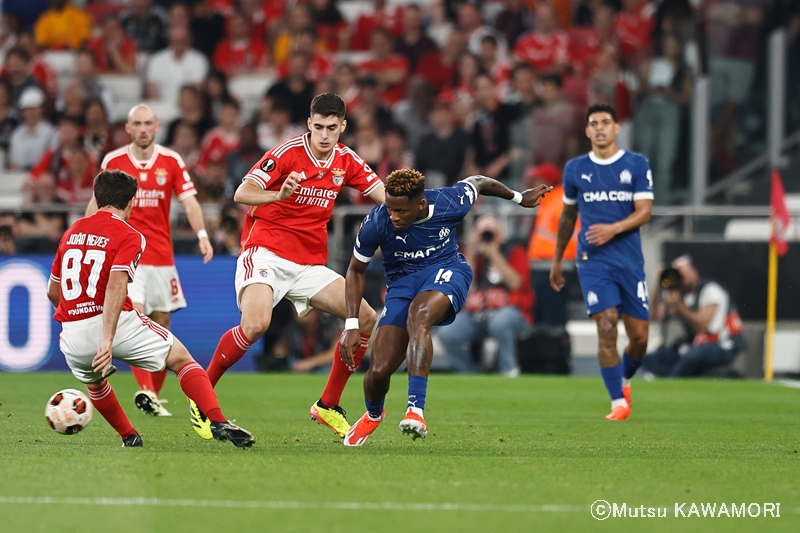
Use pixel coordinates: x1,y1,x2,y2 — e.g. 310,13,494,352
357,55,410,105
212,38,269,77
50,211,145,323
86,36,138,73
512,31,571,72
101,144,197,266
196,127,240,172
614,2,655,60
241,133,382,265
350,8,404,50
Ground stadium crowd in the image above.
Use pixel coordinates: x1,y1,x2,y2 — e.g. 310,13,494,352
0,0,797,371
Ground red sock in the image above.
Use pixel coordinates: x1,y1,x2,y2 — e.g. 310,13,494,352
87,380,136,439
176,362,226,423
206,326,254,387
130,366,155,391
151,368,168,395
320,333,370,407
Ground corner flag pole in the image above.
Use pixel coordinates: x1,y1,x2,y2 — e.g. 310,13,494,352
765,242,778,382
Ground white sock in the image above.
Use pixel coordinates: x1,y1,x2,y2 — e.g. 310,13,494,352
622,377,631,388
611,398,628,409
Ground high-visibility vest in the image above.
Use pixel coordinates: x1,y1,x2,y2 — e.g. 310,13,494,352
527,185,580,261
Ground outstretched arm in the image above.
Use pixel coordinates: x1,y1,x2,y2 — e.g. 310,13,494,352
339,256,369,368
462,175,551,208
549,203,579,291
233,172,301,206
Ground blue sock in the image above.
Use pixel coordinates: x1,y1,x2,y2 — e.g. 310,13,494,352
365,397,385,420
623,352,642,380
600,364,624,400
407,375,428,410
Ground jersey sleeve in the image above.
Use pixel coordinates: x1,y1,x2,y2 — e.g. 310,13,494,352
244,149,289,190
352,208,382,263
111,231,145,282
562,160,578,205
344,148,382,197
50,237,65,284
436,180,478,222
171,153,198,201
633,155,654,202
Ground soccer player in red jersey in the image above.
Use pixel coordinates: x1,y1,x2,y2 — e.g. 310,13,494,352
86,104,214,417
198,93,385,438
49,169,253,448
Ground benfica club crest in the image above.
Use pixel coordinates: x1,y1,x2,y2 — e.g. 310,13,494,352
155,168,168,186
331,168,345,186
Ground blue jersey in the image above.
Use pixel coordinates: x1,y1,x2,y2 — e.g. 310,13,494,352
353,181,477,283
563,150,653,268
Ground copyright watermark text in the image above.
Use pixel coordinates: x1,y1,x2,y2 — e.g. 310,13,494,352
591,500,781,520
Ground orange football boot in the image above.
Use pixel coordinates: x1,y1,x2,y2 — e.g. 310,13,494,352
343,409,385,447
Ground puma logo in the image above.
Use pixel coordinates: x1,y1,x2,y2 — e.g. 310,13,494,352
396,235,408,244
581,173,592,182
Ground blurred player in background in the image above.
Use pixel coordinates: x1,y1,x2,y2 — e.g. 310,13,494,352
49,170,252,448
86,104,213,417
550,103,653,421
196,93,385,439
340,170,551,446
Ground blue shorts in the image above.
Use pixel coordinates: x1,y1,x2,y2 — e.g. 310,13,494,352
576,260,650,321
379,261,473,329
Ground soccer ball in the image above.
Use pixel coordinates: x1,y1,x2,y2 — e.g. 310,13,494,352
45,389,93,435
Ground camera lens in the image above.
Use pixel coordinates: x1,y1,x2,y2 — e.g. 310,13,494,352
480,231,494,242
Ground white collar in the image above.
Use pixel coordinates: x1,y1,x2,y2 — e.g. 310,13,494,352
588,149,625,165
414,204,435,224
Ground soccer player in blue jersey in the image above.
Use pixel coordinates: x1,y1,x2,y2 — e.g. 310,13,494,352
550,103,653,421
339,169,551,446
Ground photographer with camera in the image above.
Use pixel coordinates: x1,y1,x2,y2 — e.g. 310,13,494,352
437,215,533,377
643,254,745,377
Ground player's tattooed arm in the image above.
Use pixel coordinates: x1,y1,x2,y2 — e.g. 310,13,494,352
550,204,579,291
234,172,301,206
464,175,551,207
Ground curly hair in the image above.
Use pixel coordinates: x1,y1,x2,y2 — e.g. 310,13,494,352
385,169,425,199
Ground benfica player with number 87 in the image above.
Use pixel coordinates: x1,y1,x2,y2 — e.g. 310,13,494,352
192,93,386,440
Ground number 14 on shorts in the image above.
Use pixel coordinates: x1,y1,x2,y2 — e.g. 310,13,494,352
637,281,648,302
434,268,453,285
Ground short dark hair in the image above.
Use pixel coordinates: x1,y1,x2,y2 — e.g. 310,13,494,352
585,103,618,124
94,170,138,210
385,169,425,199
6,46,30,63
310,92,346,119
540,73,562,88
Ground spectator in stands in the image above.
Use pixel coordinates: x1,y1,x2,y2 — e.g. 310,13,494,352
458,1,508,61
167,3,191,31
53,83,86,126
18,170,66,253
505,62,541,192
466,73,518,181
392,76,434,152
495,0,533,47
350,76,393,131
1,46,40,112
416,29,465,93
437,215,532,377
573,0,622,27
33,0,91,50
284,28,335,83
309,0,347,53
0,212,17,255
239,0,274,44
425,0,455,48
201,70,233,121
414,98,468,187
169,120,199,170
376,123,414,178
256,97,302,151
121,0,168,53
570,4,617,76
270,308,342,374
613,0,655,65
226,122,260,198
395,4,438,71
512,4,571,75
8,86,54,170
196,99,240,178
525,73,577,167
443,51,483,125
146,25,209,106
0,79,19,152
335,62,360,110
526,163,578,325
643,255,745,377
164,85,213,147
8,32,58,100
505,62,540,113
86,15,138,74
352,112,382,170
109,121,130,150
55,146,93,205
68,50,115,117
266,52,314,125
350,0,404,51
190,0,226,59
357,28,410,106
28,115,92,189
272,3,315,67
634,33,693,205
0,15,20,71
212,10,269,77
82,98,111,163
478,34,511,100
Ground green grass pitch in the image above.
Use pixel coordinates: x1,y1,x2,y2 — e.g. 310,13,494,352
0,372,798,533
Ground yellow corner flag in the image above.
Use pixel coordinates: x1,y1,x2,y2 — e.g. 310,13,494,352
766,170,790,382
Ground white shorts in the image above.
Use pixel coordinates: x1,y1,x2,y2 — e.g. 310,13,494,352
59,310,174,384
235,246,341,317
128,264,187,315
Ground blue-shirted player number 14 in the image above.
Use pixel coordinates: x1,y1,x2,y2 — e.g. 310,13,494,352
434,269,453,285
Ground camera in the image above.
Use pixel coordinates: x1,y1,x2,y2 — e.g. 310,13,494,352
480,230,494,243
660,267,682,290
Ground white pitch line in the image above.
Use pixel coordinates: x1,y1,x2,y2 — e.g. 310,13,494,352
775,379,800,390
0,496,584,513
